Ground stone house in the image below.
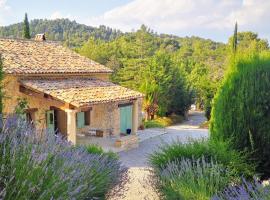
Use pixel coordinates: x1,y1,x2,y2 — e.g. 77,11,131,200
0,37,144,144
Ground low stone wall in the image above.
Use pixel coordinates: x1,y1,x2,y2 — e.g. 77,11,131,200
114,135,139,149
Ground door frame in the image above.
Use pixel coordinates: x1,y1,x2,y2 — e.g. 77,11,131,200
119,104,133,134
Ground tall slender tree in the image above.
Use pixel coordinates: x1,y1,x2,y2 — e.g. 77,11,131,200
0,54,4,115
23,13,31,39
232,22,238,54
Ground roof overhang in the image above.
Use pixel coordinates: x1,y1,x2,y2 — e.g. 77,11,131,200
19,78,144,108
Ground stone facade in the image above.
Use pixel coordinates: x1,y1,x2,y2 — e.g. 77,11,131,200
3,74,143,141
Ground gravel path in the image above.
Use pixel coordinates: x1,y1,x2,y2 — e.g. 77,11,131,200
110,111,208,200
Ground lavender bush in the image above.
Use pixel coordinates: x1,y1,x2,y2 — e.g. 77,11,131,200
151,157,231,200
213,178,270,200
0,116,127,200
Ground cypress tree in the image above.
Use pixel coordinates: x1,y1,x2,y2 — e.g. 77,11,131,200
232,22,238,54
210,52,270,178
0,55,4,115
23,13,31,39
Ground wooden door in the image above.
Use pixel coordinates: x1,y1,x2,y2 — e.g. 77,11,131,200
120,105,133,134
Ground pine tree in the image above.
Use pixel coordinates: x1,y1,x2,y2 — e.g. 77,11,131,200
232,22,238,53
23,13,31,39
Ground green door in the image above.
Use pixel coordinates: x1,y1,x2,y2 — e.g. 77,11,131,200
46,110,55,133
120,105,132,134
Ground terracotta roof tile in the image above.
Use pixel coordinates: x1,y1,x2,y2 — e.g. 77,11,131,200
0,38,112,74
20,78,144,107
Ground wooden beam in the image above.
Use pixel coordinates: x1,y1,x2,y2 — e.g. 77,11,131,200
19,85,43,97
118,102,134,108
80,107,92,112
24,108,38,113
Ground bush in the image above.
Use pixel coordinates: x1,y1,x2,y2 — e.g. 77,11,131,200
210,52,270,178
213,178,270,200
144,119,165,128
86,144,119,160
144,114,184,128
149,139,255,180
152,157,231,200
0,116,127,200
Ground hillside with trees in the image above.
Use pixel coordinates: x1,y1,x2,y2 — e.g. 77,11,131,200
0,18,123,47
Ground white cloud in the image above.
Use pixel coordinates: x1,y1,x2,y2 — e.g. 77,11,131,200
0,0,11,25
50,11,76,21
85,0,270,41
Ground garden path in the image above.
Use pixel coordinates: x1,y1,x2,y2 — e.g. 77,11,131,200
109,111,208,200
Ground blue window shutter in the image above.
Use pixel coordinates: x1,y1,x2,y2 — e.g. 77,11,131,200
77,112,85,128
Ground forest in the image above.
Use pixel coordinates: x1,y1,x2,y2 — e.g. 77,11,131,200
78,25,269,119
0,18,122,47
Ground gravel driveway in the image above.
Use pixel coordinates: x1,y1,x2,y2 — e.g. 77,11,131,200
119,111,208,167
109,111,208,200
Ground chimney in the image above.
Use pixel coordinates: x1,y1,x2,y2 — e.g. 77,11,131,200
34,33,46,41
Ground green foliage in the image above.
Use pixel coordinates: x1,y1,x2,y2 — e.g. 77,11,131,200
232,22,238,54
149,139,255,179
79,28,193,118
144,120,165,128
228,31,269,54
154,157,231,200
23,13,31,39
210,52,270,178
144,115,184,128
14,98,28,115
0,55,4,114
86,144,119,160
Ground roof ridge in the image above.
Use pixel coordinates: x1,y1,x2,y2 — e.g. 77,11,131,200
0,37,61,44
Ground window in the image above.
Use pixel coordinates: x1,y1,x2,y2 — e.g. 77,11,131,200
76,110,91,128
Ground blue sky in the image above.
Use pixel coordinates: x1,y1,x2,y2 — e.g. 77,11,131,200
0,0,270,43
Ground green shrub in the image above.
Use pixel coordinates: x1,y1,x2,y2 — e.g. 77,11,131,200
144,115,184,128
86,144,104,154
144,119,165,128
153,157,232,200
149,139,255,179
210,52,270,178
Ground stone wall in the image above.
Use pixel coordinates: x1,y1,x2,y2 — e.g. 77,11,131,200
3,75,66,130
89,102,120,137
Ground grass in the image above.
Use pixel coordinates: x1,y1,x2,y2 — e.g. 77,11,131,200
144,114,184,128
86,144,119,160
